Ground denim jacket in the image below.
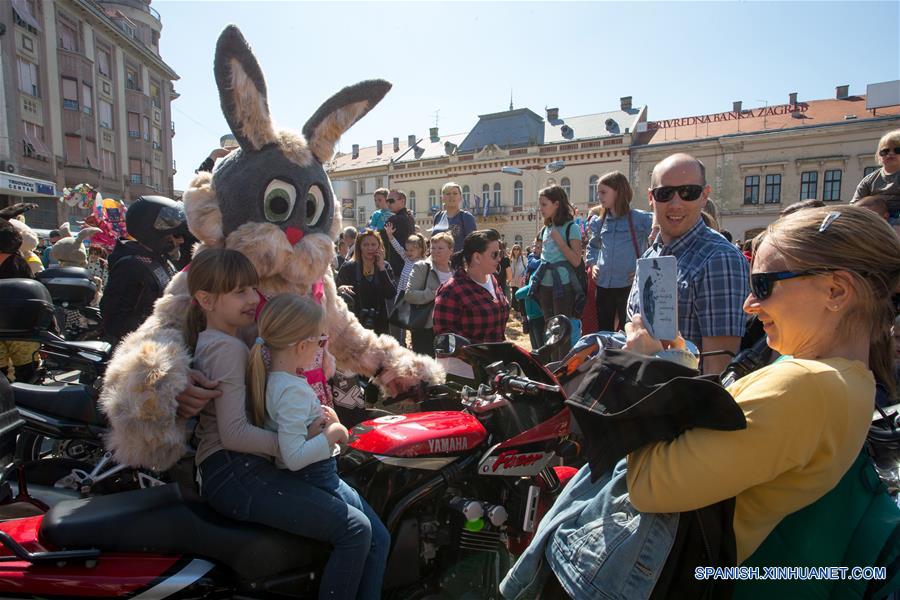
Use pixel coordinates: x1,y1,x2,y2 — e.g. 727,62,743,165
500,460,678,600
585,209,653,289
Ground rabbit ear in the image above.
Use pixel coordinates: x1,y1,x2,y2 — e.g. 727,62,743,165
75,227,101,245
302,80,392,164
59,222,72,237
214,25,277,152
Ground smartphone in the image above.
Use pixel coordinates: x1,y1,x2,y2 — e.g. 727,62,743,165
636,255,678,341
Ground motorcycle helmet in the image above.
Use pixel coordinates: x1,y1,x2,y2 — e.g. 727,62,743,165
125,196,188,255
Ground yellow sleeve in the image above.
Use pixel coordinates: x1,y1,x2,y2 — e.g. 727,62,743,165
626,361,827,513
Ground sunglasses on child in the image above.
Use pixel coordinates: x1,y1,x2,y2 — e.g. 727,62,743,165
650,185,705,203
879,147,900,157
749,270,823,300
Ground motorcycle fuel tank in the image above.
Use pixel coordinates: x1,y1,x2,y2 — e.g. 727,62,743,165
350,411,487,458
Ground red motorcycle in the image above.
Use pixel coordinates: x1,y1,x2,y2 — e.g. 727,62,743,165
0,329,579,599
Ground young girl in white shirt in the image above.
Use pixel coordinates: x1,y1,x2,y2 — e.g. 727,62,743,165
189,250,388,600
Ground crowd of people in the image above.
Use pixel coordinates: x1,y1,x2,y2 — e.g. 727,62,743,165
0,126,898,599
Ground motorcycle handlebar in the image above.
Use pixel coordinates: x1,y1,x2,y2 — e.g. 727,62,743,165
493,374,560,397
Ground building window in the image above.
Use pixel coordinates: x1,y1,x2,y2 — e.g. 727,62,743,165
127,112,141,138
151,29,159,47
65,135,81,164
408,191,416,216
514,234,523,247
823,170,842,201
97,47,111,77
375,176,383,189
150,81,161,108
429,189,437,210
58,18,78,52
764,174,781,204
561,177,571,201
13,0,40,34
152,127,162,150
85,139,97,168
62,77,79,110
125,65,139,91
22,120,48,160
800,171,817,199
357,207,366,225
99,100,113,129
101,149,115,175
588,175,599,204
743,175,760,205
462,185,470,207
481,183,490,209
22,120,44,142
357,179,365,195
153,168,163,190
16,58,39,97
143,116,150,141
81,83,93,115
21,35,34,52
863,166,878,177
129,158,142,184
513,180,523,209
143,161,152,186
493,182,501,206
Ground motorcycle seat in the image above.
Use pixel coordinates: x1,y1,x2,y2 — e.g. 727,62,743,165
39,483,327,580
12,383,106,427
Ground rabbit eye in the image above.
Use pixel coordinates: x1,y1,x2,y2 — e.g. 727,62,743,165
263,179,296,223
305,185,326,228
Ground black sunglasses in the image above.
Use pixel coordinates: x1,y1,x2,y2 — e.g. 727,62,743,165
650,185,705,203
878,147,900,157
749,270,822,300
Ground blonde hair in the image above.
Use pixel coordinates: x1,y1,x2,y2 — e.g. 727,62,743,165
759,205,900,397
430,231,454,250
406,233,426,257
877,128,900,162
247,294,324,426
441,181,462,196
185,249,259,351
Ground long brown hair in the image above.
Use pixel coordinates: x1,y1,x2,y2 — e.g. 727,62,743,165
759,205,900,397
540,185,575,227
185,249,259,351
590,171,633,219
354,229,384,264
247,294,324,426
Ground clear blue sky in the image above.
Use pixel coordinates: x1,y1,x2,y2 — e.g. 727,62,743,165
157,1,900,191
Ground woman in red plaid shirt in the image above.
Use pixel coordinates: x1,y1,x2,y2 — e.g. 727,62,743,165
433,229,510,343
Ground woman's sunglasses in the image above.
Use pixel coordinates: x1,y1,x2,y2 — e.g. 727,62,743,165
879,147,900,157
749,270,820,300
650,184,705,203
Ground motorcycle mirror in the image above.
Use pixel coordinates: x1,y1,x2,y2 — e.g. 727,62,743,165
434,333,471,358
542,316,572,349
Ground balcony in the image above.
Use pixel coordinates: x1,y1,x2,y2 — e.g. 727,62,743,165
128,130,141,139
170,121,175,136
63,99,79,111
129,174,142,184
477,205,509,216
99,0,161,23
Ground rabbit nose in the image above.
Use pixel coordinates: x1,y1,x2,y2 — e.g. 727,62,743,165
285,227,304,246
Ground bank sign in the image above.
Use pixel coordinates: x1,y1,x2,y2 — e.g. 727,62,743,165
647,103,810,130
0,174,57,198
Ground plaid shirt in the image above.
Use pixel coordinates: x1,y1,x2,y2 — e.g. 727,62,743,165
627,218,749,350
433,269,510,343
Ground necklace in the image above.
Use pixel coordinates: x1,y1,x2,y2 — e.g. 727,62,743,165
363,262,375,277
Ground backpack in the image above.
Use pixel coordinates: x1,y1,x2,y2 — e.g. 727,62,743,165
541,222,588,314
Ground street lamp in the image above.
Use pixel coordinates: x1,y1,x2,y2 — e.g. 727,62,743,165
500,161,566,234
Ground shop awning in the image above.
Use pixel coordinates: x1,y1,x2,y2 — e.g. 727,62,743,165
0,173,57,198
11,0,42,32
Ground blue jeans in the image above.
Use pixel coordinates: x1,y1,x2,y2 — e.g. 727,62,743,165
198,451,389,600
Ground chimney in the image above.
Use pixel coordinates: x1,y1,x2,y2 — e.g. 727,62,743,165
351,144,359,159
546,107,559,121
376,140,383,155
620,96,632,111
393,137,400,152
429,127,439,142
733,100,742,112
408,135,417,147
836,84,849,99
788,92,798,105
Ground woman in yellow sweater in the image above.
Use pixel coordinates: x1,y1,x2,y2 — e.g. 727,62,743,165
625,205,900,564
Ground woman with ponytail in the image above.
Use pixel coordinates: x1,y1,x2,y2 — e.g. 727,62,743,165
433,228,510,344
188,250,388,599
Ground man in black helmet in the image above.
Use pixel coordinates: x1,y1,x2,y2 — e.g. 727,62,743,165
100,196,187,346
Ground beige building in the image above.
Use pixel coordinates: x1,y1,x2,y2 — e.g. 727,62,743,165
630,85,900,241
328,100,645,248
0,0,178,229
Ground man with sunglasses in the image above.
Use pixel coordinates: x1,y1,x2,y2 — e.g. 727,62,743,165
381,190,416,343
626,153,750,375
852,129,900,223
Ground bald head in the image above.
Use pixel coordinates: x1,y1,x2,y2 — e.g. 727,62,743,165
650,153,707,189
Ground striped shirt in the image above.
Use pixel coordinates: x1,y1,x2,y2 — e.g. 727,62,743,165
387,235,416,301
627,218,750,350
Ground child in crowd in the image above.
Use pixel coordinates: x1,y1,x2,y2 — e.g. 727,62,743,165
384,223,426,303
368,187,394,231
188,248,388,600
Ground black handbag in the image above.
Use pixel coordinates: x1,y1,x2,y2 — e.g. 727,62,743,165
388,266,434,330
